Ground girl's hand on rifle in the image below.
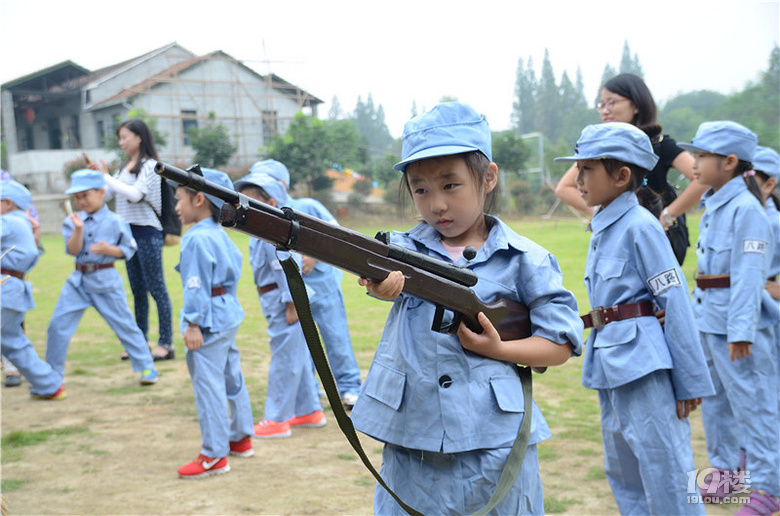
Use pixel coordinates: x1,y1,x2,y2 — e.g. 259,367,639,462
359,270,404,300
457,312,505,360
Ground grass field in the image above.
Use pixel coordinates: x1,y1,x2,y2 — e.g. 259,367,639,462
1,210,738,515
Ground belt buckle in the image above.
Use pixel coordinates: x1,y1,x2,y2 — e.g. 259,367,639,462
84,263,97,273
589,307,605,329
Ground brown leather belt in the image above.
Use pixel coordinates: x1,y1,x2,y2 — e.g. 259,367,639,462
211,286,227,297
695,274,730,290
257,284,278,295
1,268,25,280
582,301,655,329
75,262,114,273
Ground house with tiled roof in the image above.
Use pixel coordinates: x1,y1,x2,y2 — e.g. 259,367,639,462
1,42,323,203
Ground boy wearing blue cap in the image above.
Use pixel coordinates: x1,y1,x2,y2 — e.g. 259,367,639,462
555,122,714,515
680,122,779,514
233,172,324,438
45,170,159,385
351,102,583,515
248,159,362,410
174,168,255,479
1,180,66,399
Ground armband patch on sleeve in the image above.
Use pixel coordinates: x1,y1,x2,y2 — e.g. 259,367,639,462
647,268,682,296
742,239,768,254
187,276,202,289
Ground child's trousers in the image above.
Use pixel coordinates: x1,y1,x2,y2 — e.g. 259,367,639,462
598,370,705,515
46,280,155,375
2,308,62,396
374,442,543,516
185,327,254,459
700,329,779,496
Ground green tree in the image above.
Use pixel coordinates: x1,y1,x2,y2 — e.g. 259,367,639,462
266,113,369,196
619,40,644,77
188,113,237,168
492,130,529,174
353,94,394,159
328,96,343,120
535,49,561,142
511,56,537,134
104,107,168,156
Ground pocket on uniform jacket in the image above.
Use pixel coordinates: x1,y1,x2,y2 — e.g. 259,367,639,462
489,375,525,413
364,360,406,411
595,257,626,280
593,319,638,348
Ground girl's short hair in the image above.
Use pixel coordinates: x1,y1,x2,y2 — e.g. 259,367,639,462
400,151,500,214
602,74,662,138
602,158,663,218
117,119,160,175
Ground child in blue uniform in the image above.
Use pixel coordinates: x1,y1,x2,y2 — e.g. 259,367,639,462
680,122,779,515
174,168,255,479
1,180,65,399
350,102,583,515
45,170,158,385
249,159,362,410
555,123,714,515
232,172,324,438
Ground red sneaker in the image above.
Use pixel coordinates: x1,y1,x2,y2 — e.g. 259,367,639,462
31,385,67,400
229,436,254,457
253,420,291,438
286,410,327,428
177,454,230,479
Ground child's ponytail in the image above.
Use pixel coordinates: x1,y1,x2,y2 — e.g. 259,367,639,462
603,158,663,218
736,161,765,206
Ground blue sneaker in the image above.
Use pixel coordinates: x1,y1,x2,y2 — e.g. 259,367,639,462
140,368,159,385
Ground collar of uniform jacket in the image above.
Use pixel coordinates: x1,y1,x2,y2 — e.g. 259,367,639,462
702,176,748,212
588,191,637,235
405,214,530,266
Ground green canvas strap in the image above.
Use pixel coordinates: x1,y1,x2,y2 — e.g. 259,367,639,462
279,255,532,516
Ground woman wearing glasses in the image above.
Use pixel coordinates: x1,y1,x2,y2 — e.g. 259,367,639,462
555,74,706,264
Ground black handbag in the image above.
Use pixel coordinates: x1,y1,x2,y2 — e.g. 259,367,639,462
660,185,690,266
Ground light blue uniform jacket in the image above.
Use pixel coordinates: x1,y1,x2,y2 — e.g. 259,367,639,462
350,216,583,453
176,218,244,333
761,200,780,330
693,177,773,339
62,205,137,293
249,238,305,303
581,192,715,400
1,210,39,312
286,197,343,296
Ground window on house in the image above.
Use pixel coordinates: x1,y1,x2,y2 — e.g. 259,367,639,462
182,110,197,146
262,110,278,142
69,115,80,149
22,126,34,150
47,118,62,149
97,120,105,147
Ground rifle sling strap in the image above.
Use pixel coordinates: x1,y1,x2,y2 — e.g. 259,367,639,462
279,255,532,516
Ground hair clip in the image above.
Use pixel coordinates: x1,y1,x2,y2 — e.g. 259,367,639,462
641,177,648,186
743,169,756,178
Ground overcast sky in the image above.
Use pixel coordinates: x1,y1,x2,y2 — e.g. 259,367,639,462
1,0,777,137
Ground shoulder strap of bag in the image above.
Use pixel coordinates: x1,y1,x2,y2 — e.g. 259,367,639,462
279,254,532,516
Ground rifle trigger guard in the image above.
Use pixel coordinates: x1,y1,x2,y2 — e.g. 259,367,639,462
281,207,299,250
431,305,459,335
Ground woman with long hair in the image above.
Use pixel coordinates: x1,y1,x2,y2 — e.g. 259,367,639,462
92,119,174,360
555,74,708,264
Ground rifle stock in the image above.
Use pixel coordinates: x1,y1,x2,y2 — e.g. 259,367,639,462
155,161,533,344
